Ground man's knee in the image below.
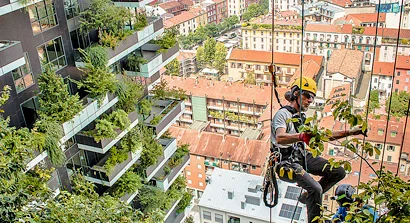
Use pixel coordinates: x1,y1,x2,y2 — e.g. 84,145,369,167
311,182,323,196
334,167,346,180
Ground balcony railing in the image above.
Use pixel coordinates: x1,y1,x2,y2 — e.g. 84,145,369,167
141,98,185,138
154,154,190,191
145,138,178,181
75,17,164,67
77,111,139,154
164,196,194,223
125,43,179,78
0,40,25,76
0,0,42,16
84,150,142,186
61,93,118,144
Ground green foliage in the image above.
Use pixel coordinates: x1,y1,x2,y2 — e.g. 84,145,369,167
0,85,11,112
77,49,117,102
213,42,227,75
83,45,108,68
137,124,163,169
126,54,148,72
242,23,303,31
155,28,178,49
92,118,117,142
242,3,268,22
107,109,130,130
225,111,238,121
401,38,409,45
104,146,128,174
168,144,189,168
100,31,119,49
139,99,152,117
121,128,142,153
37,66,83,124
150,79,187,101
113,171,143,198
353,27,365,34
184,216,195,223
177,192,193,213
385,91,410,117
165,58,180,76
244,71,256,85
209,110,224,119
150,115,163,125
34,119,66,166
134,12,148,31
115,75,144,113
204,37,217,63
369,90,380,113
196,46,206,69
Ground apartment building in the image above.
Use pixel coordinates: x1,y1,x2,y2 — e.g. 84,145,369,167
203,0,228,24
170,126,270,196
227,0,245,18
293,1,345,23
198,168,308,223
269,0,298,11
177,50,197,76
304,23,410,63
158,1,186,16
241,15,303,53
164,7,207,36
163,76,280,136
227,48,324,87
372,61,394,99
322,84,351,116
394,56,410,92
0,0,192,222
335,13,387,27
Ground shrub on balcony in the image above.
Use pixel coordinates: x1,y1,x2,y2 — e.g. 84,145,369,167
83,45,108,68
137,124,163,169
100,31,119,49
150,115,162,125
113,171,142,198
139,99,152,118
107,109,130,130
126,54,148,72
168,144,189,168
37,66,83,124
177,192,193,213
77,49,117,103
152,28,178,53
134,12,148,31
103,146,128,174
115,76,144,113
150,79,187,100
209,110,224,119
121,128,142,153
91,119,117,142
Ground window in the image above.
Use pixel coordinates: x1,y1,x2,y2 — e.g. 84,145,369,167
198,164,202,169
198,173,203,178
231,62,236,68
329,149,334,156
284,186,302,200
187,171,191,175
28,0,58,34
203,211,212,220
406,78,409,83
353,171,360,176
388,145,395,151
241,103,246,109
12,53,34,93
199,182,204,187
188,179,192,184
378,129,384,135
391,131,397,137
387,156,392,162
252,165,256,169
215,213,223,223
197,155,201,159
375,154,379,160
279,204,302,220
37,37,67,71
64,0,80,19
397,71,401,76
396,80,400,84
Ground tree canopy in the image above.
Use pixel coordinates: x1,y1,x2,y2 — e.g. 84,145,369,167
385,91,410,117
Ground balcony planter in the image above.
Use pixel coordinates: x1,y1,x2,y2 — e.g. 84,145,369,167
77,111,139,154
164,196,194,223
75,18,164,68
141,98,185,138
153,154,190,191
60,93,118,144
145,138,178,181
125,43,179,78
85,150,142,186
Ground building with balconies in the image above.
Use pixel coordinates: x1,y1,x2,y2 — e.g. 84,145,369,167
0,0,191,222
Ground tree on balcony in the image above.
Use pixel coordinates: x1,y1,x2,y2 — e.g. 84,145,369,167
37,66,83,124
83,45,108,68
126,54,148,73
137,124,163,170
115,75,144,113
165,58,181,77
154,28,178,53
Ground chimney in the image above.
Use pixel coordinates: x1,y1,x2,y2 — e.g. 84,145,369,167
241,200,246,209
245,137,248,146
222,134,226,142
228,190,234,199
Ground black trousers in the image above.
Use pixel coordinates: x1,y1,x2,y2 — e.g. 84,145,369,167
294,152,346,223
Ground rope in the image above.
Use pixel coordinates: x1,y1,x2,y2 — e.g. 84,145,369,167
356,0,383,190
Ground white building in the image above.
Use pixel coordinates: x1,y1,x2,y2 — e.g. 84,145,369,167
293,1,345,23
227,0,245,18
372,61,394,99
198,168,307,223
269,0,298,12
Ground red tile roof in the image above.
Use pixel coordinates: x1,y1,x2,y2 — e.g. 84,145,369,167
289,60,322,87
397,55,410,70
279,10,299,18
179,0,194,6
334,16,362,26
177,50,196,61
169,126,270,168
306,23,347,34
163,76,274,105
228,49,323,67
329,0,352,7
373,62,394,76
327,49,363,79
362,27,410,39
158,1,183,10
348,13,386,23
164,7,206,27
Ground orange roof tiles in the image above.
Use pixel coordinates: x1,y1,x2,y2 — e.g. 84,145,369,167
179,0,194,6
163,76,273,105
158,1,183,10
362,27,410,39
348,13,386,23
359,118,405,145
164,7,206,27
177,51,196,61
228,49,323,67
169,126,270,167
397,56,410,70
289,60,322,87
279,10,299,18
327,49,363,79
373,62,394,76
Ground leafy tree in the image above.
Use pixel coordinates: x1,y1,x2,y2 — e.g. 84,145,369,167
83,45,108,68
156,28,178,49
385,91,410,117
196,46,206,70
223,16,239,30
113,172,143,198
204,38,217,64
121,128,142,153
91,118,117,142
244,71,256,85
115,75,144,113
184,216,195,223
104,146,128,174
150,79,169,100
165,58,180,76
37,66,83,124
177,192,193,213
126,54,148,72
212,42,228,76
136,124,163,169
139,99,152,118
242,3,268,22
369,89,380,113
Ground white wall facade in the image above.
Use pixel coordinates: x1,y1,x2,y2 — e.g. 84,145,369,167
371,74,393,99
228,0,245,18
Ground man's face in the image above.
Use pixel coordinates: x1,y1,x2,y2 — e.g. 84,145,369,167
298,91,315,112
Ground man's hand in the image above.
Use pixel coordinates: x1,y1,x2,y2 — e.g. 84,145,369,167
349,126,368,137
298,132,312,144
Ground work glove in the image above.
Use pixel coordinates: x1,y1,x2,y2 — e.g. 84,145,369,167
349,126,368,137
298,132,312,144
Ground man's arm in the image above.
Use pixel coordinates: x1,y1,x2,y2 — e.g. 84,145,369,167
330,126,365,141
276,128,301,145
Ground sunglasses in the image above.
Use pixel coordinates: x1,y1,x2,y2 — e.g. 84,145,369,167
302,92,315,100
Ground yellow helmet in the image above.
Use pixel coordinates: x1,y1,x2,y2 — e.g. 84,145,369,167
290,77,317,95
